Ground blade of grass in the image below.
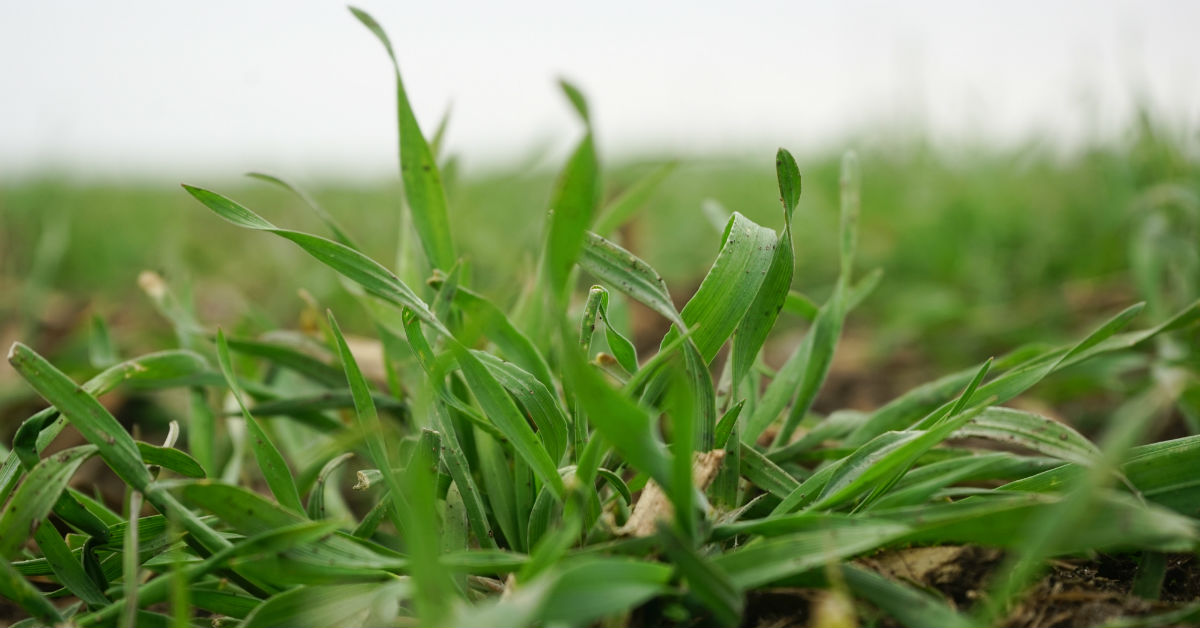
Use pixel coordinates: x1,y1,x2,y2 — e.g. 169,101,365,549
246,171,360,250
0,557,64,625
349,7,455,272
841,564,973,628
579,232,685,329
730,149,800,392
242,580,411,628
539,557,673,626
215,329,304,514
449,340,565,499
120,490,142,628
8,343,153,492
543,95,600,304
658,522,743,627
474,352,568,464
954,406,1101,464
327,312,408,536
182,185,445,334
713,521,910,589
562,343,672,489
0,444,96,559
432,283,554,389
664,212,777,363
31,519,109,607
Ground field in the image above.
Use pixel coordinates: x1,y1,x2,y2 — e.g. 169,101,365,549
2,9,1200,628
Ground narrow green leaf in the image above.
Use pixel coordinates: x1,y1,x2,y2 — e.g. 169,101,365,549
599,292,640,373
665,212,777,363
474,352,568,464
305,452,354,520
540,557,672,626
739,443,801,499
136,443,206,479
0,556,64,625
436,284,555,389
215,330,304,514
246,171,360,250
222,336,346,387
813,404,990,511
1,445,96,558
175,482,402,571
88,314,120,368
476,431,522,550
431,402,497,549
579,232,685,329
597,468,634,505
841,564,972,628
244,390,404,425
743,282,847,446
783,290,819,320
75,520,347,627
558,78,591,124
121,490,142,628
866,454,1050,511
659,522,743,627
730,229,791,393
243,579,411,628
402,430,458,624
545,131,600,302
183,185,444,333
562,345,672,489
350,7,455,271
450,341,565,498
714,522,910,589
327,312,407,536
954,406,1100,464
775,148,802,225
713,401,746,449
8,343,152,492
843,300,1200,447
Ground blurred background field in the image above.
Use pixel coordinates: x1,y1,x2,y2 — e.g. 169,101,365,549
3,114,1198,427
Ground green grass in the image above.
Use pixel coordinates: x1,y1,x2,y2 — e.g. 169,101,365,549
3,7,1200,627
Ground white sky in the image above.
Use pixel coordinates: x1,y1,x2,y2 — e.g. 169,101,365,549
0,0,1196,180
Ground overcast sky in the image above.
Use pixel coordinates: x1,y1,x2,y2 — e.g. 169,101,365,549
0,0,1196,180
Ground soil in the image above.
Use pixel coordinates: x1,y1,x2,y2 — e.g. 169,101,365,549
734,549,1200,628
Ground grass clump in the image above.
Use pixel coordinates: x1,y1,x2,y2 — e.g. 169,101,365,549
3,8,1200,628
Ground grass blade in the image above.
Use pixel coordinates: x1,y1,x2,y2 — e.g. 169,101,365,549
246,171,360,250
539,557,672,626
579,232,685,329
954,406,1101,464
8,343,153,492
243,579,411,628
563,344,672,489
450,340,565,498
182,185,445,333
215,330,304,514
713,521,910,589
349,7,455,272
0,445,97,559
665,212,777,363
0,557,64,625
544,111,600,303
659,523,743,627
474,352,568,464
841,564,972,628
